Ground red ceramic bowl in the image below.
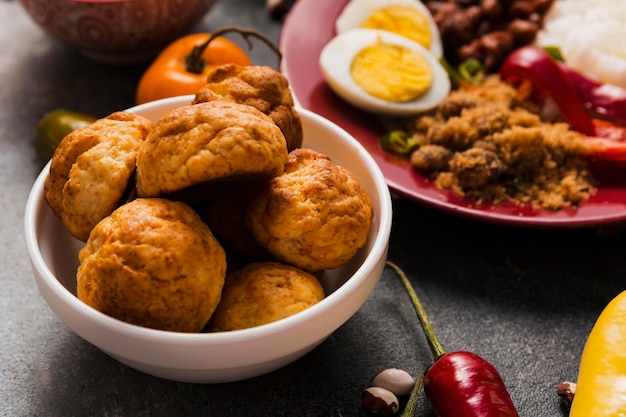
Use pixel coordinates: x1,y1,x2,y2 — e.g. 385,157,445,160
19,0,216,64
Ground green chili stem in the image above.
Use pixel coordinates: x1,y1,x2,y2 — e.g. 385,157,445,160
386,261,446,360
185,25,283,74
400,369,426,417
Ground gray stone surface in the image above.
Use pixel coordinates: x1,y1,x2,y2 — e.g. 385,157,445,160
1,0,624,416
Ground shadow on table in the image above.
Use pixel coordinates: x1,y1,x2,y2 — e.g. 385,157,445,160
30,306,433,417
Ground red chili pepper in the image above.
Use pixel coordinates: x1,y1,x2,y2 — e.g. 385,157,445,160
502,46,626,125
386,262,519,417
558,63,626,124
424,351,519,417
499,46,596,136
579,134,626,162
500,46,626,163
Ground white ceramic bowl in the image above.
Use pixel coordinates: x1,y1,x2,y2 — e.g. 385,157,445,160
24,96,393,383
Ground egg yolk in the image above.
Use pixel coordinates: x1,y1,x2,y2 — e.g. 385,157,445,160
360,5,432,50
351,40,433,102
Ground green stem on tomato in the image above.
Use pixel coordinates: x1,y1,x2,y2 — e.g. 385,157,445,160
386,261,446,360
185,25,282,74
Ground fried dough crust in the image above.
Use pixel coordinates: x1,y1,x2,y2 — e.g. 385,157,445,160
247,148,374,271
203,188,275,265
44,111,153,241
193,64,303,151
136,101,288,200
211,262,324,331
77,198,227,333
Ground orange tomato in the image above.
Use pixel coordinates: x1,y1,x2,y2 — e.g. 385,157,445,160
135,32,252,105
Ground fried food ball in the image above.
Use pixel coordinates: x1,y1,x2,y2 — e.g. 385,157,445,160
44,111,153,241
76,198,227,333
211,262,325,331
410,144,453,173
449,147,505,189
192,64,303,152
247,148,374,271
136,101,288,200
203,188,275,264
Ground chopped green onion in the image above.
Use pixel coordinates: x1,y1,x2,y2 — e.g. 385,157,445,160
458,58,483,84
439,57,484,88
380,130,417,155
542,46,565,62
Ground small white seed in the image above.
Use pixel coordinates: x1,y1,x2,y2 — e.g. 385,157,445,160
361,386,399,416
371,368,416,396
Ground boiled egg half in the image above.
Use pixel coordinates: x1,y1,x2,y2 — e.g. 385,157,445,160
319,28,450,117
335,0,443,59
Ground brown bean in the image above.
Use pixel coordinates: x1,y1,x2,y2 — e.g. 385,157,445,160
481,0,503,21
534,0,556,13
458,39,484,62
528,12,543,25
361,387,399,416
429,0,554,72
507,19,539,45
438,5,482,48
480,31,515,71
508,0,536,19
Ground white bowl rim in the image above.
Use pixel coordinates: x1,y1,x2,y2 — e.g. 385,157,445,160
24,96,393,345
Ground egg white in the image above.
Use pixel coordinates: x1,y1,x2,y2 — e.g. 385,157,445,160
319,28,451,117
335,0,443,58
536,0,626,88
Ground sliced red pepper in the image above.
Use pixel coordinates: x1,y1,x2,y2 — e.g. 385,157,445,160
593,119,626,141
558,64,626,124
499,46,596,136
580,133,626,162
500,46,626,163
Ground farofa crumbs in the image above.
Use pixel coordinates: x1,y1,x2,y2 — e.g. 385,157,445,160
407,76,597,210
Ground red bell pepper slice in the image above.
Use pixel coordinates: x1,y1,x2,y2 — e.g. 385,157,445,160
581,137,626,162
559,64,626,123
500,46,596,136
500,46,626,162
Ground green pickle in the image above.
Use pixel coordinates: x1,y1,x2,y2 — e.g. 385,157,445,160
35,109,96,163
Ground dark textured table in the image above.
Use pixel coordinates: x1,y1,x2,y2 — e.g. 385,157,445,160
2,1,624,416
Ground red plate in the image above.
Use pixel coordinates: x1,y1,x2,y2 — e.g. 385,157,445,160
279,0,626,228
